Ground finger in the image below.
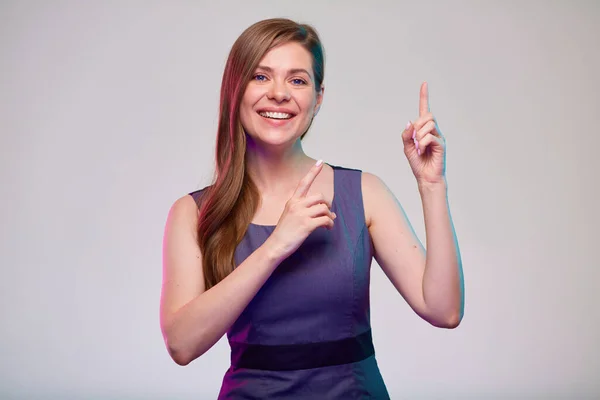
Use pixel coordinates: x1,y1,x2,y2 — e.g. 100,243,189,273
419,81,429,117
412,112,434,132
294,160,324,198
307,203,336,220
312,215,335,231
415,120,436,141
303,193,332,210
415,133,444,156
401,121,414,144
414,113,443,141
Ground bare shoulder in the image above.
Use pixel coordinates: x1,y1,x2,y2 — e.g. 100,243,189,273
160,194,205,330
163,194,203,248
168,194,202,227
361,171,393,228
361,170,387,191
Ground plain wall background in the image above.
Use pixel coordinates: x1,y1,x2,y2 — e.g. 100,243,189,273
1,0,598,398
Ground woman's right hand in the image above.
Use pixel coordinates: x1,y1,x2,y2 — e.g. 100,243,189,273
265,160,336,260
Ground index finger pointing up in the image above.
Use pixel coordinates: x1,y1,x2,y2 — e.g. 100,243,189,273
294,159,324,198
419,81,429,117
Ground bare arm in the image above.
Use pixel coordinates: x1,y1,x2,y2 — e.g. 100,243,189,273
160,160,335,365
363,173,463,328
419,179,463,326
160,195,283,365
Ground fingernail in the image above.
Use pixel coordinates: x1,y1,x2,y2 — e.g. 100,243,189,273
418,148,421,156
315,159,323,167
406,121,411,130
412,129,416,140
333,212,337,219
415,140,419,150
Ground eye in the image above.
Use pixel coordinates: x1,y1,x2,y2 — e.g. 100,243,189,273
291,78,307,85
253,74,267,81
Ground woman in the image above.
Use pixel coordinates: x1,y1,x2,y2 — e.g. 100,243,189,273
160,18,464,399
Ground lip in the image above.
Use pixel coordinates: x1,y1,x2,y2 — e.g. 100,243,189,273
258,113,295,127
256,108,297,127
256,107,297,116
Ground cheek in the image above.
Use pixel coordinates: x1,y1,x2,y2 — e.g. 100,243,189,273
240,86,263,113
296,91,316,109
239,95,258,124
240,100,253,118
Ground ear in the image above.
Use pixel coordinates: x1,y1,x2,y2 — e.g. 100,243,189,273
314,85,324,116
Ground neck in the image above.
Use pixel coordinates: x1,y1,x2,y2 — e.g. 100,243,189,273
245,139,316,195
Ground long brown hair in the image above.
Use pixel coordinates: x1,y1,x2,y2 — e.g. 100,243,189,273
197,19,325,290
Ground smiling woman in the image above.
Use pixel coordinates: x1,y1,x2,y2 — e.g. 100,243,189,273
240,41,322,149
160,17,463,400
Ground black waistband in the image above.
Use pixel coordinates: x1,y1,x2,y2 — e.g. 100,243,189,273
229,329,375,371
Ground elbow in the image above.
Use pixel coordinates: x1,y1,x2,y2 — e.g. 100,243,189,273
164,335,213,366
437,314,462,329
427,311,463,329
162,321,215,366
167,341,205,366
163,330,199,366
169,347,194,366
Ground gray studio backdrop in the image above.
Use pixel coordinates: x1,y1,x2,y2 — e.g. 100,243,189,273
1,0,598,398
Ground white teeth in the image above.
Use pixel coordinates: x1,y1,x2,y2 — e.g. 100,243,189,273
259,111,293,120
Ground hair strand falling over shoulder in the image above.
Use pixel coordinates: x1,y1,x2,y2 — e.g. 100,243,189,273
196,18,325,290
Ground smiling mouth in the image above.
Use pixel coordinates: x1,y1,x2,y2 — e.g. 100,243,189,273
258,111,295,120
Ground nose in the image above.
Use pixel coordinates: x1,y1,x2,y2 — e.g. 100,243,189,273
267,80,290,103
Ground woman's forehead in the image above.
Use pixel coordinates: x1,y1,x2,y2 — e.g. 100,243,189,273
258,42,313,74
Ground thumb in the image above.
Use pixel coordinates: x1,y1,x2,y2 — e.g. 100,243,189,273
401,121,414,145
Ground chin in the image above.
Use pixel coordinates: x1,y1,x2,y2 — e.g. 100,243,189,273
246,118,308,146
255,131,302,148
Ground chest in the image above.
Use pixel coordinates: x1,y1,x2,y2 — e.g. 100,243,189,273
251,172,335,226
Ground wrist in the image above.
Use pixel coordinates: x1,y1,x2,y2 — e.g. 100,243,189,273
417,178,447,195
260,236,288,266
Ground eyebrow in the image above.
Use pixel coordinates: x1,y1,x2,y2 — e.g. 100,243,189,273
256,65,312,77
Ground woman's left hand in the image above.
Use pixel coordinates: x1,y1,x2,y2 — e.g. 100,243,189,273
402,82,446,185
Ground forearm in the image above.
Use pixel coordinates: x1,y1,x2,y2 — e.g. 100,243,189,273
165,242,284,365
419,179,464,327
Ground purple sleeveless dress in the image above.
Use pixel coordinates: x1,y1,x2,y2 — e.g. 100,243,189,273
190,164,390,399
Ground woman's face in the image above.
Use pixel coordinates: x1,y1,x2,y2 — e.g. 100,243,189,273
239,42,323,149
